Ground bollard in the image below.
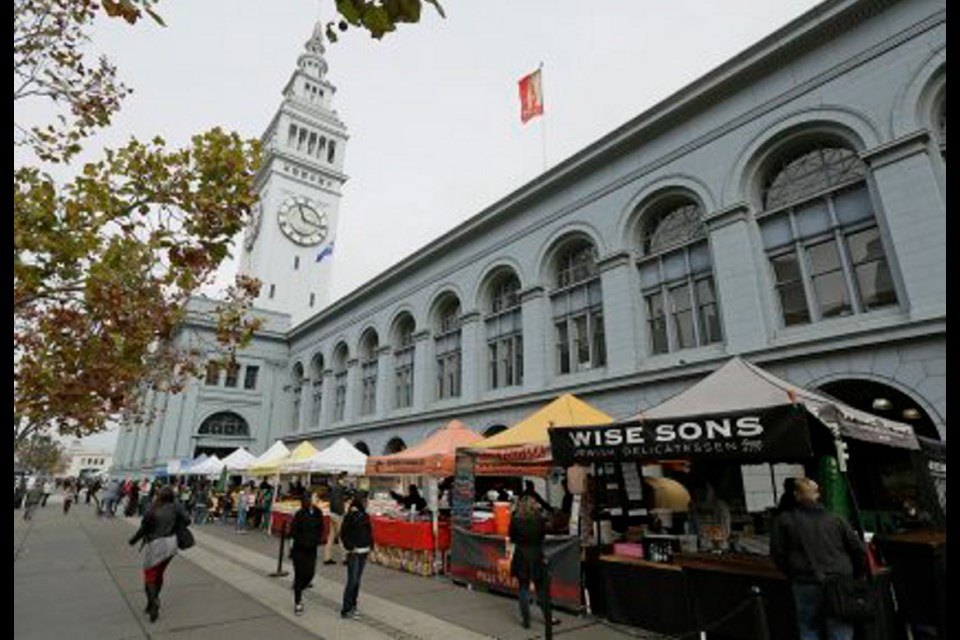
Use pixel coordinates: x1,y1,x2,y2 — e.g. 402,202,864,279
269,521,290,578
750,585,770,640
543,561,553,640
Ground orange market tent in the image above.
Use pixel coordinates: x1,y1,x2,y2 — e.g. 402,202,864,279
467,393,614,475
366,420,483,477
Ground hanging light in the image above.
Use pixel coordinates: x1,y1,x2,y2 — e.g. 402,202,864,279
902,408,922,421
872,398,893,411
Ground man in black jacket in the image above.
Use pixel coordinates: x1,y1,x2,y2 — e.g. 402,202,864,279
340,491,373,619
290,494,324,615
771,477,865,640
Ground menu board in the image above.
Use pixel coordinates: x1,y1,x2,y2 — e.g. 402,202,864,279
452,451,476,529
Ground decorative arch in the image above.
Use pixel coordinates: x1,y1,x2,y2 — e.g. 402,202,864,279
482,424,508,438
618,175,716,249
473,258,526,312
809,372,944,441
198,411,250,437
536,224,607,287
354,441,371,455
724,108,881,208
384,437,407,455
890,46,946,139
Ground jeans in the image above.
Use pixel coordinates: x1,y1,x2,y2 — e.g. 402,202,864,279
194,506,208,525
518,577,549,626
236,508,248,530
792,582,854,640
341,552,368,615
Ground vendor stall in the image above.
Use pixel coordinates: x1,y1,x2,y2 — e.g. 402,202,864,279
548,357,922,639
365,421,482,575
448,395,613,610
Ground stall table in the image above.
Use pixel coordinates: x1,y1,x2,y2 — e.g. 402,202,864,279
599,555,691,634
369,516,451,576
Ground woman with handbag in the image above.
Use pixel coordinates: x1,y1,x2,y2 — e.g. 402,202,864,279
129,486,191,622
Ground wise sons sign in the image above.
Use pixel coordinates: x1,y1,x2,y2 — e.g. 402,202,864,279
549,405,812,465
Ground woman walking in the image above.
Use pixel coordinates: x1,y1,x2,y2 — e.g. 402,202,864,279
340,491,373,619
509,495,560,629
290,494,325,615
129,486,190,622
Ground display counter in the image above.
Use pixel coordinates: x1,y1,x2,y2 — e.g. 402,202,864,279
368,516,451,576
269,503,330,543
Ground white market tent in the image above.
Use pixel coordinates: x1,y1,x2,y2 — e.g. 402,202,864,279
289,438,368,476
187,455,224,476
248,440,291,475
633,357,918,449
221,447,258,472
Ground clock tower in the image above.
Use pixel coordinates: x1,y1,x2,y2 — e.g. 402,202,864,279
239,23,348,324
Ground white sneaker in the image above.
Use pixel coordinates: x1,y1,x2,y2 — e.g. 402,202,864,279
294,603,304,616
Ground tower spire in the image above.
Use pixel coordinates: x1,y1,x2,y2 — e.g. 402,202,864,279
298,22,328,79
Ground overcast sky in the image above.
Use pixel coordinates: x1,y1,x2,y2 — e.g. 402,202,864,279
58,0,821,451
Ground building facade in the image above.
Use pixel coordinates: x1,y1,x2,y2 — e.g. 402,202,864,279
112,0,946,478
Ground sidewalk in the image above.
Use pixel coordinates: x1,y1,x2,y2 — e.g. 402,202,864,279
14,500,322,640
15,499,671,640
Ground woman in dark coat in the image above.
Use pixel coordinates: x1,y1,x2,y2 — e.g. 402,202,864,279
290,494,325,615
129,486,190,622
509,495,560,629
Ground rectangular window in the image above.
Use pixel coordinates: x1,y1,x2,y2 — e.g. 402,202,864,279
334,373,347,422
555,320,571,375
592,311,606,367
269,284,276,299
393,346,414,409
771,252,810,326
310,380,323,427
670,284,696,349
361,361,378,416
695,279,722,344
327,140,336,163
846,227,897,311
309,293,315,308
647,293,668,354
294,256,300,270
204,362,220,386
224,362,240,388
807,239,851,318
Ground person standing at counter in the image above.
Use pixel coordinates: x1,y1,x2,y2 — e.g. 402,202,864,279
290,494,325,616
771,477,866,640
390,484,427,513
688,481,731,551
509,495,560,629
340,492,373,619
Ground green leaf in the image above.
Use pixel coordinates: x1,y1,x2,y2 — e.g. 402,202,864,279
361,6,395,38
145,7,166,27
398,0,421,23
336,0,363,26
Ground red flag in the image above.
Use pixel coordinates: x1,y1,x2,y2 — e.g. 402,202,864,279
518,68,543,124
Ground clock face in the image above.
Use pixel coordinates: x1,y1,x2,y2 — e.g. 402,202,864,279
243,202,263,251
277,196,328,246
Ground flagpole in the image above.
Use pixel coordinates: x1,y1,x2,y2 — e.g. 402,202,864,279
539,62,547,172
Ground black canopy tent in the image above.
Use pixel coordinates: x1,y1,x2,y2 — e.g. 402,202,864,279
551,357,919,468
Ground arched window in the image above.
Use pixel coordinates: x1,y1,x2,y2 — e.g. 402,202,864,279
484,270,523,389
384,437,406,454
393,314,416,409
332,344,349,422
637,197,721,354
483,424,508,438
360,330,379,416
291,363,305,431
434,295,462,400
551,238,605,375
309,354,324,429
198,412,250,437
354,441,371,455
757,141,897,326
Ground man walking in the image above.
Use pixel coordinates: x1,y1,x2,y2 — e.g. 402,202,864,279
324,473,347,565
340,491,373,619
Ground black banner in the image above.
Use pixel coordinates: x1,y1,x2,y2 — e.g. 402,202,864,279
452,451,476,530
549,404,813,465
449,527,581,610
